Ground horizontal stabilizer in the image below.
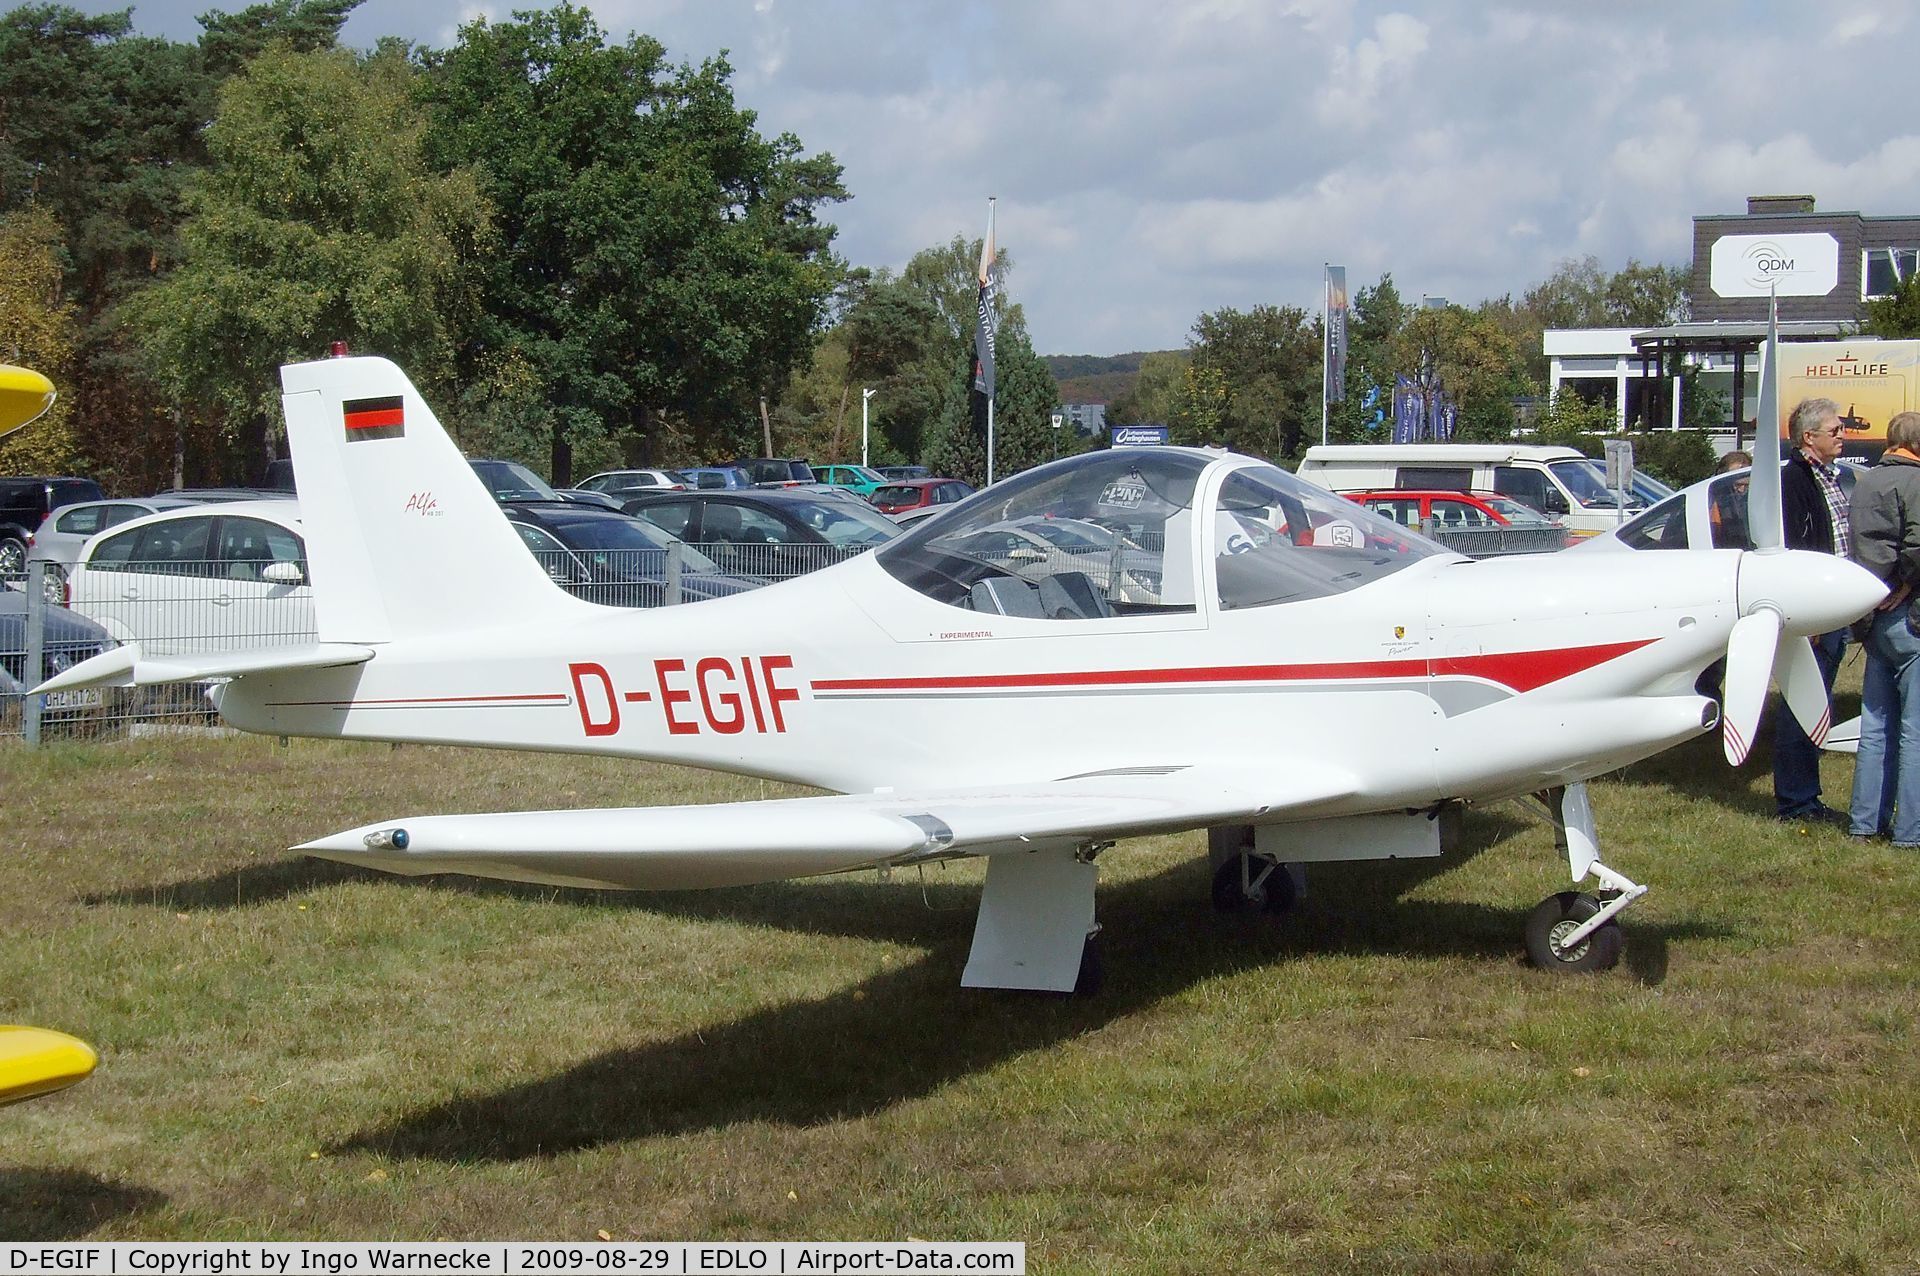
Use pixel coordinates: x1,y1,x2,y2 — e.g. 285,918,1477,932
1821,714,1861,754
33,642,374,695
297,764,1357,891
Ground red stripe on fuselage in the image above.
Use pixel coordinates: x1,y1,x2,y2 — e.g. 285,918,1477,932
811,640,1653,697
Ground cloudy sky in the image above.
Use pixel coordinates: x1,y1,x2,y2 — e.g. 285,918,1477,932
64,0,1920,354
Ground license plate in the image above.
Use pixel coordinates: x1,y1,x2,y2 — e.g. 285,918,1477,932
43,688,103,710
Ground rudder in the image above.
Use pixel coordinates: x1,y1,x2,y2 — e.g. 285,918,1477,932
280,355,576,643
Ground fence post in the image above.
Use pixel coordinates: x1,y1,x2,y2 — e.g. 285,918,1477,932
665,542,682,606
23,559,46,747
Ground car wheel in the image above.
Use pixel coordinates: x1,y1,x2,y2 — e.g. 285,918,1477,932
0,536,25,579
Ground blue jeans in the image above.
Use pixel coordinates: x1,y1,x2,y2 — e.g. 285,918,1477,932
1774,628,1846,815
1848,609,1920,843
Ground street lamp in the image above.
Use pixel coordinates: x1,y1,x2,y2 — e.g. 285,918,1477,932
861,387,875,467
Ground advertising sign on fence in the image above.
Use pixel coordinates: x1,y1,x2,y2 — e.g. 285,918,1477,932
1110,425,1169,447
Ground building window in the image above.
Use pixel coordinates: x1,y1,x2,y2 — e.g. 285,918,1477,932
1863,248,1919,298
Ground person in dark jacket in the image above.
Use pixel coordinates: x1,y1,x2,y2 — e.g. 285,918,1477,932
1846,411,1920,844
1774,397,1852,823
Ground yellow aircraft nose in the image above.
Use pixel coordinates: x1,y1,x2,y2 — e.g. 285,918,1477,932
0,1025,98,1107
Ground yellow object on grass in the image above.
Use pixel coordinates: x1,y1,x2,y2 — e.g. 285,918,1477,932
0,364,57,436
0,1025,98,1107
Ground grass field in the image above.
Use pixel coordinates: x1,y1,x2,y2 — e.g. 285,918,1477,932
3,691,1919,1272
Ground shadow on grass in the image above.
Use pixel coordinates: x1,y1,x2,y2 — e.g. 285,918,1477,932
0,1167,165,1239
333,838,1718,1163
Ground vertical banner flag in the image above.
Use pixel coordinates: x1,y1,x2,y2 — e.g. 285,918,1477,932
1392,375,1420,444
1325,266,1348,403
973,198,998,400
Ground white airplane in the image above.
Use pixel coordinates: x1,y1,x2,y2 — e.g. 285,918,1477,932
40,349,1884,992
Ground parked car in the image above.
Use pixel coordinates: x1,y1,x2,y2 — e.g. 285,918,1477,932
872,477,974,516
876,465,931,482
576,468,689,497
468,458,562,502
0,477,104,578
0,589,119,716
1574,459,1860,554
552,488,625,510
1346,489,1576,550
730,457,817,488
679,465,753,491
621,488,900,579
26,495,235,605
67,500,314,656
502,501,761,607
815,464,889,497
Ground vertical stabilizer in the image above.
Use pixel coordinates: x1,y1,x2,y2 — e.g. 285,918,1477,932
280,355,573,643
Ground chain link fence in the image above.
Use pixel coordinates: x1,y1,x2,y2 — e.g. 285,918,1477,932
0,542,856,746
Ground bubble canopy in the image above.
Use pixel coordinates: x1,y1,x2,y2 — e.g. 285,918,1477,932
876,448,1445,619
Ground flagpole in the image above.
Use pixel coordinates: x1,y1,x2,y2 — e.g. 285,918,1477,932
1321,264,1330,447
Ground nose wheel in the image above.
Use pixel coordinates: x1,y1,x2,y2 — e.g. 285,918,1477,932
1524,891,1623,973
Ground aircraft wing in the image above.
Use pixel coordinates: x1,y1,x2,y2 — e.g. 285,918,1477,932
296,762,1360,891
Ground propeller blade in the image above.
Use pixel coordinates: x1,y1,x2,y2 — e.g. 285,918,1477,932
1747,290,1784,552
1775,634,1831,745
1723,609,1782,765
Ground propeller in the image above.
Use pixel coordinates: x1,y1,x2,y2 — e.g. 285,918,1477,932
1718,289,1864,763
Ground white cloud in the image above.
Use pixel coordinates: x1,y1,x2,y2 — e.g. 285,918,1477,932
1316,13,1429,126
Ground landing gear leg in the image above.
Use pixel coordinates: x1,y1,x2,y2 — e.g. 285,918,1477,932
1207,825,1301,914
1520,783,1648,974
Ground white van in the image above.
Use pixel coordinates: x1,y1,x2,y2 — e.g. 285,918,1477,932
1294,443,1664,539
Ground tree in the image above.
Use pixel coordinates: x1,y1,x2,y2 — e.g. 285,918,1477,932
196,0,361,77
420,4,847,482
1864,270,1920,339
122,44,491,481
0,207,82,473
1388,305,1525,441
1105,350,1187,427
1176,304,1320,458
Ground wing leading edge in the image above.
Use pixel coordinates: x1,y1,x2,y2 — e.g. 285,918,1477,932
296,763,1360,891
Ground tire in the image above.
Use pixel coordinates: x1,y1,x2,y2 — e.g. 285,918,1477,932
0,536,24,580
1524,891,1623,973
1211,854,1297,914
39,564,66,606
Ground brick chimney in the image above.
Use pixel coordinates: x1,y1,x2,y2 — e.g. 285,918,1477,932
1747,194,1815,214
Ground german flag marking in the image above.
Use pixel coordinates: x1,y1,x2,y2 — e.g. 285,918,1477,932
343,395,404,441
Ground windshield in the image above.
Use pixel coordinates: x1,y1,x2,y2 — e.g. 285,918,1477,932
548,515,723,572
473,460,559,502
1212,465,1441,609
1547,457,1640,509
1482,494,1556,525
1630,472,1673,503
785,497,900,546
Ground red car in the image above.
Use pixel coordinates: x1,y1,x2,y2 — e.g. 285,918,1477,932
1346,489,1576,546
871,477,974,516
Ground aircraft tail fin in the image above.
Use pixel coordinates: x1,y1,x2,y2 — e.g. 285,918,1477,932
279,355,570,644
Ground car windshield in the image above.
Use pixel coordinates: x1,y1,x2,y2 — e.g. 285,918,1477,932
1630,472,1673,503
1548,457,1640,509
785,497,901,546
473,460,559,502
1482,494,1556,525
550,515,722,572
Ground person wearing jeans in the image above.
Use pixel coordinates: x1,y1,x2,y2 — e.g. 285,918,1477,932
1847,411,1920,845
1775,398,1853,823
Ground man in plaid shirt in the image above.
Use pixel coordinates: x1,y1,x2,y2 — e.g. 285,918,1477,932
1775,397,1853,823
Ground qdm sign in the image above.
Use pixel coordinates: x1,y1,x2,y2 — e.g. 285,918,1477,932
1110,425,1169,447
1709,232,1840,298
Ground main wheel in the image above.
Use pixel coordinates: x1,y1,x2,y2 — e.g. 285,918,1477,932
1211,854,1297,914
1524,891,1623,973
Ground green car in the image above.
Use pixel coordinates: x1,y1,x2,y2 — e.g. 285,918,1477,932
815,464,889,497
